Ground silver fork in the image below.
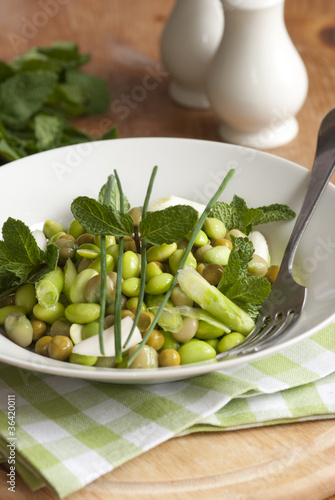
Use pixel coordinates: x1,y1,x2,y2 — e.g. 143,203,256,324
217,108,335,359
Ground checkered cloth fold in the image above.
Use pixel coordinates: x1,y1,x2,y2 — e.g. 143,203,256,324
0,325,335,498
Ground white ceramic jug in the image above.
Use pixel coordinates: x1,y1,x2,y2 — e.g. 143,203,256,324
206,0,308,148
160,0,224,109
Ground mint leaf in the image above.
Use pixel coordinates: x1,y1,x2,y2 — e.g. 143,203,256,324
218,236,254,295
2,218,43,266
44,242,60,269
65,69,110,114
71,197,134,237
38,42,90,69
0,70,58,127
255,203,296,224
100,126,118,141
225,276,271,305
139,205,198,245
0,263,33,297
98,177,131,212
34,113,64,150
0,61,14,83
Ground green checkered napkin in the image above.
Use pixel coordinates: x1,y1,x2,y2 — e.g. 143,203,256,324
1,324,335,498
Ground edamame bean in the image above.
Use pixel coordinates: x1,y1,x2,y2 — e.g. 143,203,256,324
33,302,65,324
128,206,142,225
146,242,177,262
172,317,198,343
95,356,117,368
76,243,100,259
160,330,180,351
195,320,226,340
65,303,101,324
178,339,216,364
94,235,116,248
63,258,77,300
84,274,116,304
69,353,98,366
128,344,159,369
186,229,208,247
121,277,141,297
43,220,66,239
247,255,268,277
77,233,95,246
225,229,247,240
0,305,27,325
169,249,197,275
194,243,212,263
145,273,173,295
217,332,245,352
137,311,154,333
206,339,220,352
145,261,164,283
122,251,140,279
15,283,36,314
126,297,147,314
203,218,227,240
69,268,98,303
68,219,85,239
50,318,71,337
5,312,33,347
213,238,233,251
88,254,114,273
55,238,76,265
203,246,231,266
48,335,73,361
82,321,100,339
106,244,119,266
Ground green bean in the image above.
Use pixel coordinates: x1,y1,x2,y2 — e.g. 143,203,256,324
15,283,36,314
35,267,64,308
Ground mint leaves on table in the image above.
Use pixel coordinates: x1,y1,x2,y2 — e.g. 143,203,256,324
210,195,296,235
0,218,59,299
0,41,116,163
218,236,271,320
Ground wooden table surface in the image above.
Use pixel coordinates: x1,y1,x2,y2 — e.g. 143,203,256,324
1,0,335,499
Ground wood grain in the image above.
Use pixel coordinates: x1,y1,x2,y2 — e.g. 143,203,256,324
0,0,335,499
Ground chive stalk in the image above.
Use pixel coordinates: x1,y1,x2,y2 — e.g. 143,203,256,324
123,165,158,348
113,170,125,362
98,175,115,355
127,168,235,367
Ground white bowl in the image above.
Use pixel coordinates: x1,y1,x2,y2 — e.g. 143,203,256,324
1,138,334,384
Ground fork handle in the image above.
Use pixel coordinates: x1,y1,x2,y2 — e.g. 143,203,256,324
280,109,335,273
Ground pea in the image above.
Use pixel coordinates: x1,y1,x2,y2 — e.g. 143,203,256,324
195,320,226,340
48,335,73,361
5,312,33,347
69,353,98,366
203,246,231,266
147,242,177,262
145,329,165,351
203,217,227,240
121,277,141,297
33,302,65,324
266,265,279,284
35,335,52,356
88,254,114,273
43,220,66,239
178,339,216,364
122,251,140,279
202,263,224,286
0,305,26,325
31,319,47,341
169,249,197,275
217,332,245,352
159,348,180,367
69,268,98,303
15,283,37,314
65,303,101,324
145,273,174,295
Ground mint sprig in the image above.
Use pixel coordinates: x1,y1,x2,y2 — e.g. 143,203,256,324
0,218,59,299
210,195,296,235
